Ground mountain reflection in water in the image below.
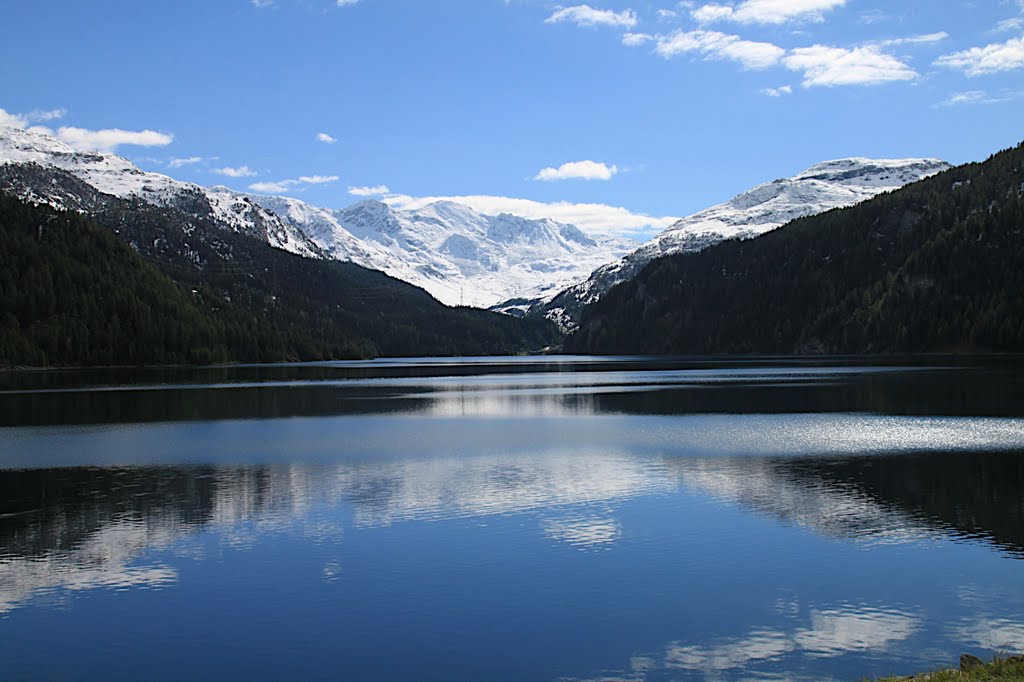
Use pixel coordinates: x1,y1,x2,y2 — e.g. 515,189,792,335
2,448,1022,616
1,358,1022,681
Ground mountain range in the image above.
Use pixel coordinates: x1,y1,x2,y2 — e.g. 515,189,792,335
0,124,632,309
0,125,949,318
6,119,1013,364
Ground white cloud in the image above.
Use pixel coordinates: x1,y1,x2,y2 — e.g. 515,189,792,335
348,184,391,196
692,0,846,25
382,193,678,238
859,9,891,25
656,30,785,70
26,108,67,123
691,4,736,23
0,108,26,128
784,45,918,87
337,0,359,5
248,175,340,194
876,32,949,47
317,132,338,144
937,89,1017,107
248,181,294,193
213,165,258,178
943,90,989,105
56,126,174,153
545,5,638,29
622,32,654,46
251,0,274,6
168,156,204,168
761,84,793,97
533,160,618,181
995,17,1024,33
935,35,1024,76
0,107,67,129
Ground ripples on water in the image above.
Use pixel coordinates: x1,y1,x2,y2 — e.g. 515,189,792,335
0,357,1022,681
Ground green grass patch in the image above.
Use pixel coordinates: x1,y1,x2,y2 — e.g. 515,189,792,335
873,654,1024,681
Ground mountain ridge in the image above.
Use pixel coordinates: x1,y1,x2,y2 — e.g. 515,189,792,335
567,141,1023,355
518,156,951,331
0,124,632,309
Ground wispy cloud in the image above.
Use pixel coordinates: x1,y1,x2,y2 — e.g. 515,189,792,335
761,85,793,97
935,35,1024,76
248,175,340,194
784,45,918,87
55,126,174,153
26,108,67,123
298,175,339,184
0,107,67,129
656,30,785,70
622,32,654,47
545,5,638,29
317,132,337,144
936,89,1019,107
337,0,359,5
213,165,257,178
348,184,391,196
168,156,205,168
533,160,618,182
995,17,1024,33
876,32,949,47
691,0,846,25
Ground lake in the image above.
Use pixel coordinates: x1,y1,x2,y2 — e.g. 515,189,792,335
1,356,1023,681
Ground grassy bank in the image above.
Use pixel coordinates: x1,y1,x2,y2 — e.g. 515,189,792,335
874,654,1024,680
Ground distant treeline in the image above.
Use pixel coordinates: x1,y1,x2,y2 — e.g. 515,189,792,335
0,193,556,367
569,141,1024,355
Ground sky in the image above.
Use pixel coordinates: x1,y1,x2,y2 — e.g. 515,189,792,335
1,0,1023,240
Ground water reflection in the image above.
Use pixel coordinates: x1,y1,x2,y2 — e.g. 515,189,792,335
2,447,1022,617
569,603,924,681
1,357,1022,426
1,358,1022,680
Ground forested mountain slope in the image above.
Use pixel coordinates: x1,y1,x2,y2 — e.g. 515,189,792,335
569,142,1024,355
0,192,556,367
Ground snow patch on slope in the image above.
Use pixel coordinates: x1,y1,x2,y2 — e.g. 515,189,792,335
0,124,321,258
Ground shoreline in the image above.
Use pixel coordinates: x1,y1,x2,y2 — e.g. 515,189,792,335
875,654,1024,681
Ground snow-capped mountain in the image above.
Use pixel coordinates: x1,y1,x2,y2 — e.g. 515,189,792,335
0,124,322,258
0,123,633,309
531,157,952,331
243,193,635,308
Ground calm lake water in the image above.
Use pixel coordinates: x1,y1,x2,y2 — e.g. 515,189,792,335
1,356,1023,681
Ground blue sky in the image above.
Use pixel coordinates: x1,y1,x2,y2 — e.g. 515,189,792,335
2,0,1023,238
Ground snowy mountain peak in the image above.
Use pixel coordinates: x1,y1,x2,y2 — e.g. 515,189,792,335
794,157,949,188
334,199,405,238
322,198,633,307
0,123,77,159
408,201,489,234
528,156,951,331
0,124,322,258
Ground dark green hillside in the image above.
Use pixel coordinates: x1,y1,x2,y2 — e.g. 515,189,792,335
570,141,1024,355
0,195,275,366
0,194,556,367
